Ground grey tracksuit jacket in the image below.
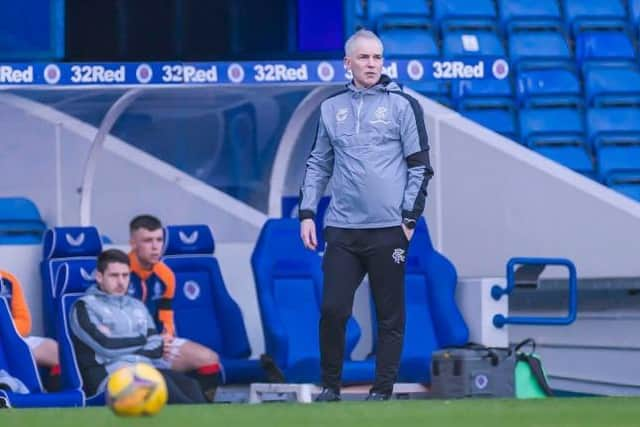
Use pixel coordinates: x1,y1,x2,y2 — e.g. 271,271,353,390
69,285,163,395
299,75,433,228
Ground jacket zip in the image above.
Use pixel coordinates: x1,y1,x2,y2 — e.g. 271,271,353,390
356,94,363,134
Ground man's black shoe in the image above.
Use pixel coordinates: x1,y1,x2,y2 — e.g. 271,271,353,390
315,388,341,402
366,391,392,401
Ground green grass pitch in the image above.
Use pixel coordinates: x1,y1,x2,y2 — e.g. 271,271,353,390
1,397,638,427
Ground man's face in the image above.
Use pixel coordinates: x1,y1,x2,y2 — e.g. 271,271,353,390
345,38,383,89
96,262,130,296
130,227,164,268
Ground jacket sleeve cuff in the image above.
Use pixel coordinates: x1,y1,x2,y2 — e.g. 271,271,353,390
402,209,420,221
299,209,315,221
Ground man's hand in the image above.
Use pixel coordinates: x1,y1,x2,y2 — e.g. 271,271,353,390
401,223,414,242
300,218,317,250
162,333,175,359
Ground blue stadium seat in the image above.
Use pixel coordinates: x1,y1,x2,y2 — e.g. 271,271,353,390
379,27,439,57
452,79,513,110
370,218,468,383
0,296,83,407
586,108,640,148
508,32,572,70
367,0,431,31
597,146,640,182
631,0,640,32
608,177,640,202
533,146,595,177
519,108,586,147
162,224,266,384
587,108,640,181
575,32,637,70
433,0,497,32
562,0,628,35
462,109,518,141
56,288,105,406
584,67,640,107
251,219,375,383
498,0,562,33
40,226,102,338
516,69,582,108
455,79,516,140
442,31,505,58
0,197,46,244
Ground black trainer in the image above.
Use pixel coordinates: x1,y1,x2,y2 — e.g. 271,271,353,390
366,391,392,401
315,388,341,402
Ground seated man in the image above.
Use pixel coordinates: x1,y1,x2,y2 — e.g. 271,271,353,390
0,269,61,391
127,215,222,397
69,249,208,404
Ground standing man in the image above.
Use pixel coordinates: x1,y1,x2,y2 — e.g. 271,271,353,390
127,215,221,401
299,29,433,402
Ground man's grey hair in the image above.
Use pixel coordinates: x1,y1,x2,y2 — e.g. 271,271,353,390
344,29,383,57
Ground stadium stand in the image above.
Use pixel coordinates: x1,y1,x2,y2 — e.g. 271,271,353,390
162,224,267,384
347,0,640,200
0,197,46,245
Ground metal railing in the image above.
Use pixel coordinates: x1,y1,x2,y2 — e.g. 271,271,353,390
491,257,578,328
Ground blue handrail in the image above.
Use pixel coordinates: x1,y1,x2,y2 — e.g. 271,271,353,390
491,257,578,328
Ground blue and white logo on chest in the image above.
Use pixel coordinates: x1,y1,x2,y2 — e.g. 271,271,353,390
370,106,391,125
336,107,348,123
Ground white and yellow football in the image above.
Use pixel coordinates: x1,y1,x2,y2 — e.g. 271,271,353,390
106,363,168,416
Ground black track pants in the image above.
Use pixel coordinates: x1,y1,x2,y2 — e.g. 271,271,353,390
320,226,408,395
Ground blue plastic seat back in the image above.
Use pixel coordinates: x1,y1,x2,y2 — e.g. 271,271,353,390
631,0,640,24
434,0,497,32
587,108,640,148
498,0,562,33
533,146,595,176
585,67,640,107
597,146,640,181
452,79,513,110
609,182,640,201
562,0,628,34
462,109,517,140
519,108,585,147
40,226,102,337
508,32,572,70
251,219,361,374
443,31,505,58
55,288,84,393
0,293,84,408
379,28,439,57
516,69,582,108
575,32,636,69
163,224,251,359
0,297,42,392
367,0,431,30
55,288,102,406
0,197,46,244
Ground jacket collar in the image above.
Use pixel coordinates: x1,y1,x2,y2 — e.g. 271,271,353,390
347,74,398,94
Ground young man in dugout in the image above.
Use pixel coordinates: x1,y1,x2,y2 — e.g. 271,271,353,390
127,215,221,401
